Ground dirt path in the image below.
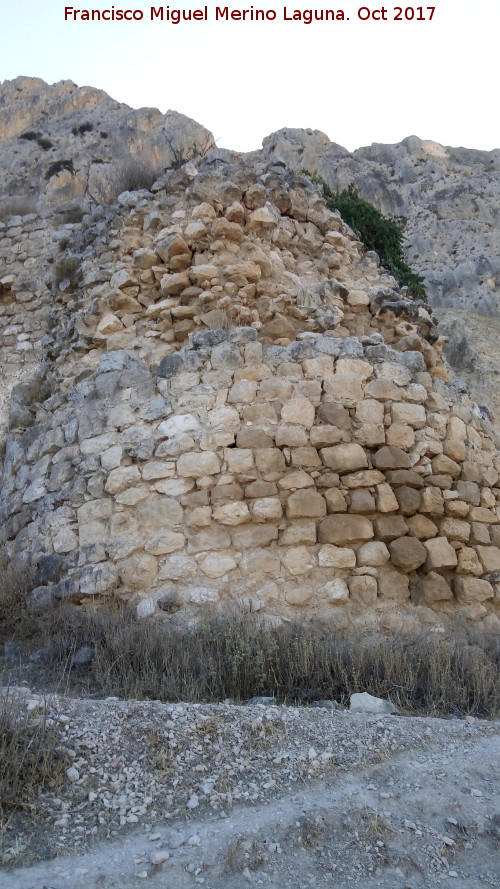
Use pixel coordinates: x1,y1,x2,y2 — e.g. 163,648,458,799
3,720,499,889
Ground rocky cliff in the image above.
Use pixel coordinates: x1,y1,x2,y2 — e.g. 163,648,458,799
0,76,214,213
1,78,500,636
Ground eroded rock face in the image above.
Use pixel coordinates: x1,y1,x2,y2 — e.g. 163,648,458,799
0,76,215,213
1,124,500,634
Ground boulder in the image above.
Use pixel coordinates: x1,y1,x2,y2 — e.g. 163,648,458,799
349,693,398,715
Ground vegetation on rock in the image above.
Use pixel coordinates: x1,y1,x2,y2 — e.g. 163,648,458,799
308,174,427,300
45,158,74,180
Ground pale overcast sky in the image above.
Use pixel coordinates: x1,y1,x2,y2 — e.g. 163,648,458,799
1,1,498,153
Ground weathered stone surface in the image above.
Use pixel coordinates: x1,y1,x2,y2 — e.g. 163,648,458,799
388,537,427,571
324,488,348,513
321,578,349,602
373,516,409,542
230,524,279,549
104,466,141,494
378,569,410,601
439,517,471,543
348,575,378,605
241,549,280,574
455,577,494,604
406,514,439,539
457,547,483,576
177,451,220,477
424,537,458,571
420,486,445,516
318,545,356,568
136,497,184,530
342,470,384,488
372,446,411,470
413,571,453,606
250,497,283,522
376,483,399,513
281,398,315,428
281,520,317,546
320,443,368,473
476,545,500,573
199,553,237,578
395,486,421,516
255,448,286,477
356,541,390,567
318,515,373,546
349,693,397,715
224,448,255,474
187,527,232,553
118,553,158,590
212,502,251,525
282,546,316,576
158,414,200,437
145,531,185,555
286,489,326,519
348,489,376,514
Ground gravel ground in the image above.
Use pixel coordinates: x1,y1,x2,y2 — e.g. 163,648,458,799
1,689,499,888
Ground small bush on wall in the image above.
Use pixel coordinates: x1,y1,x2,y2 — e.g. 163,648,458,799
307,174,427,300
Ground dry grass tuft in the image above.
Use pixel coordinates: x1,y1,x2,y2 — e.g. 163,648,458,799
108,155,161,197
1,562,499,716
0,197,37,221
0,692,68,816
52,255,82,288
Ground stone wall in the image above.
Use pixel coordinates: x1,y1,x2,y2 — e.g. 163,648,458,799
1,158,500,635
0,212,56,445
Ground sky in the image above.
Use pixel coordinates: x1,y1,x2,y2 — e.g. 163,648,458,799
1,1,499,153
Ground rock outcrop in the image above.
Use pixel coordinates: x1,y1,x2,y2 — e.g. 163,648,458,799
1,152,500,636
0,76,214,213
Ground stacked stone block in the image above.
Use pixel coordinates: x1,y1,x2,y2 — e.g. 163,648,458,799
1,159,499,634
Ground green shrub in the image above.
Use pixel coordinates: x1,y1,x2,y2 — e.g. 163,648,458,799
72,122,93,136
18,131,41,141
45,159,74,180
36,137,53,150
307,175,427,300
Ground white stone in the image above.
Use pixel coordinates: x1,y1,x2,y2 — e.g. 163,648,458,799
349,692,398,714
158,414,200,437
318,545,356,568
321,578,349,602
199,553,237,578
136,598,156,619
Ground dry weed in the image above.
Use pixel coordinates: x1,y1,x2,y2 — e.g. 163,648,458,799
0,691,68,816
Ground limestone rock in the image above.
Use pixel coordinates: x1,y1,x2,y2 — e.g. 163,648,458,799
349,692,398,715
413,572,453,606
424,537,458,571
318,515,374,546
455,578,494,604
356,541,390,567
388,537,427,571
